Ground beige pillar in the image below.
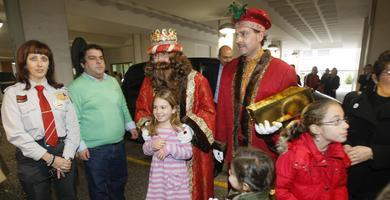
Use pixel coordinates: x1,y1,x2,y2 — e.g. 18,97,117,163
4,0,73,85
365,0,390,64
132,34,143,64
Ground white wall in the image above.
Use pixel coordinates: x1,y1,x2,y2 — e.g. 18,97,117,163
367,0,390,64
5,0,74,85
181,41,211,58
105,46,134,68
180,35,217,58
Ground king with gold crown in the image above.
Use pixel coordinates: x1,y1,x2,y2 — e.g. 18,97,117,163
135,28,216,200
148,28,183,54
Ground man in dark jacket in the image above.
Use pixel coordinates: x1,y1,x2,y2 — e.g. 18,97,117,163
358,64,375,93
323,67,340,98
304,66,320,90
202,45,233,103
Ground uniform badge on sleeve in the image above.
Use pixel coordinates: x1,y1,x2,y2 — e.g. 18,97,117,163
16,95,28,103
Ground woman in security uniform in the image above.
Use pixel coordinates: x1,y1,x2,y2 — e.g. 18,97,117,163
1,40,80,200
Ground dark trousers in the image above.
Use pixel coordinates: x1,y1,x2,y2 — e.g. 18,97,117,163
16,140,77,200
84,141,128,200
349,194,377,200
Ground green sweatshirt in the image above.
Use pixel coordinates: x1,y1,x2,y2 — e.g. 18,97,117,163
68,73,134,148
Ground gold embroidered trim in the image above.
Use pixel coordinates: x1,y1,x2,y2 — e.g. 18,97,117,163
186,70,214,145
188,113,215,144
186,70,197,111
247,55,273,144
235,21,265,32
241,49,264,101
187,155,193,193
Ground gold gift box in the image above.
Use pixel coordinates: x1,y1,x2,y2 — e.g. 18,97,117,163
246,86,314,124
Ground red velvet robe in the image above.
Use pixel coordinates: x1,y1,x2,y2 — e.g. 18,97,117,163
135,70,215,200
216,51,297,163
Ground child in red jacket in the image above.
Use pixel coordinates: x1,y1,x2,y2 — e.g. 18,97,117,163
275,99,350,200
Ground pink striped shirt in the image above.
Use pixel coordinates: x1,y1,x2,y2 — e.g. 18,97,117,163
143,128,192,200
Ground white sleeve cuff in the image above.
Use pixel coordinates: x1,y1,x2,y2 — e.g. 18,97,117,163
77,140,88,152
62,148,73,160
125,121,136,131
35,148,48,161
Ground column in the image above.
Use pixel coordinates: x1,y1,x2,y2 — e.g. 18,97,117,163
4,0,74,85
365,0,390,64
132,34,143,64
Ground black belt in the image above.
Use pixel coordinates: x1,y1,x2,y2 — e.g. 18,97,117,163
35,136,66,143
16,137,67,161
36,136,66,146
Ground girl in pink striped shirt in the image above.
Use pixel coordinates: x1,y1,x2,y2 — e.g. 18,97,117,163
142,88,193,200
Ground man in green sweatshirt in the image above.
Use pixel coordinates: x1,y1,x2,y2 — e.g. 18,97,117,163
68,44,138,200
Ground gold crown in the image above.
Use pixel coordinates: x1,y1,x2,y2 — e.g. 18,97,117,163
150,28,178,45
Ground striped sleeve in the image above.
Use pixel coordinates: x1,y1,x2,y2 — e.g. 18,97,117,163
165,142,192,160
143,140,154,156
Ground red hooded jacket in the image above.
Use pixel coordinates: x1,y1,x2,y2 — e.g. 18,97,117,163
276,132,350,200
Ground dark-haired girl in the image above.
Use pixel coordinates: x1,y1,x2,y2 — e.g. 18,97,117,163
227,147,274,200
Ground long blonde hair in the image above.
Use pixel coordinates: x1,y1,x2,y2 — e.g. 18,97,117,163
147,88,182,136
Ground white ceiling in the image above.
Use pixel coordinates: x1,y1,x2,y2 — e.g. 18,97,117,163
267,0,340,44
113,0,370,48
0,0,371,59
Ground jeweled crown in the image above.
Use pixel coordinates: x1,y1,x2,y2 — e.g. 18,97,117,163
150,28,178,45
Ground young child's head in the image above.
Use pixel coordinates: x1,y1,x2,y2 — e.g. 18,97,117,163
280,99,349,151
302,99,349,144
229,147,274,193
148,88,181,135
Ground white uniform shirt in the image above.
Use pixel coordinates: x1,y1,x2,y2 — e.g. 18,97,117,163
1,79,80,161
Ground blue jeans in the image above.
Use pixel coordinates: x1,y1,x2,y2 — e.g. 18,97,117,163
84,141,128,200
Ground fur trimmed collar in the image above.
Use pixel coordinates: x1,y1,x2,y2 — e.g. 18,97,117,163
232,50,272,150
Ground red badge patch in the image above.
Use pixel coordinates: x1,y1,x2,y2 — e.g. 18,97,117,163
16,95,28,103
